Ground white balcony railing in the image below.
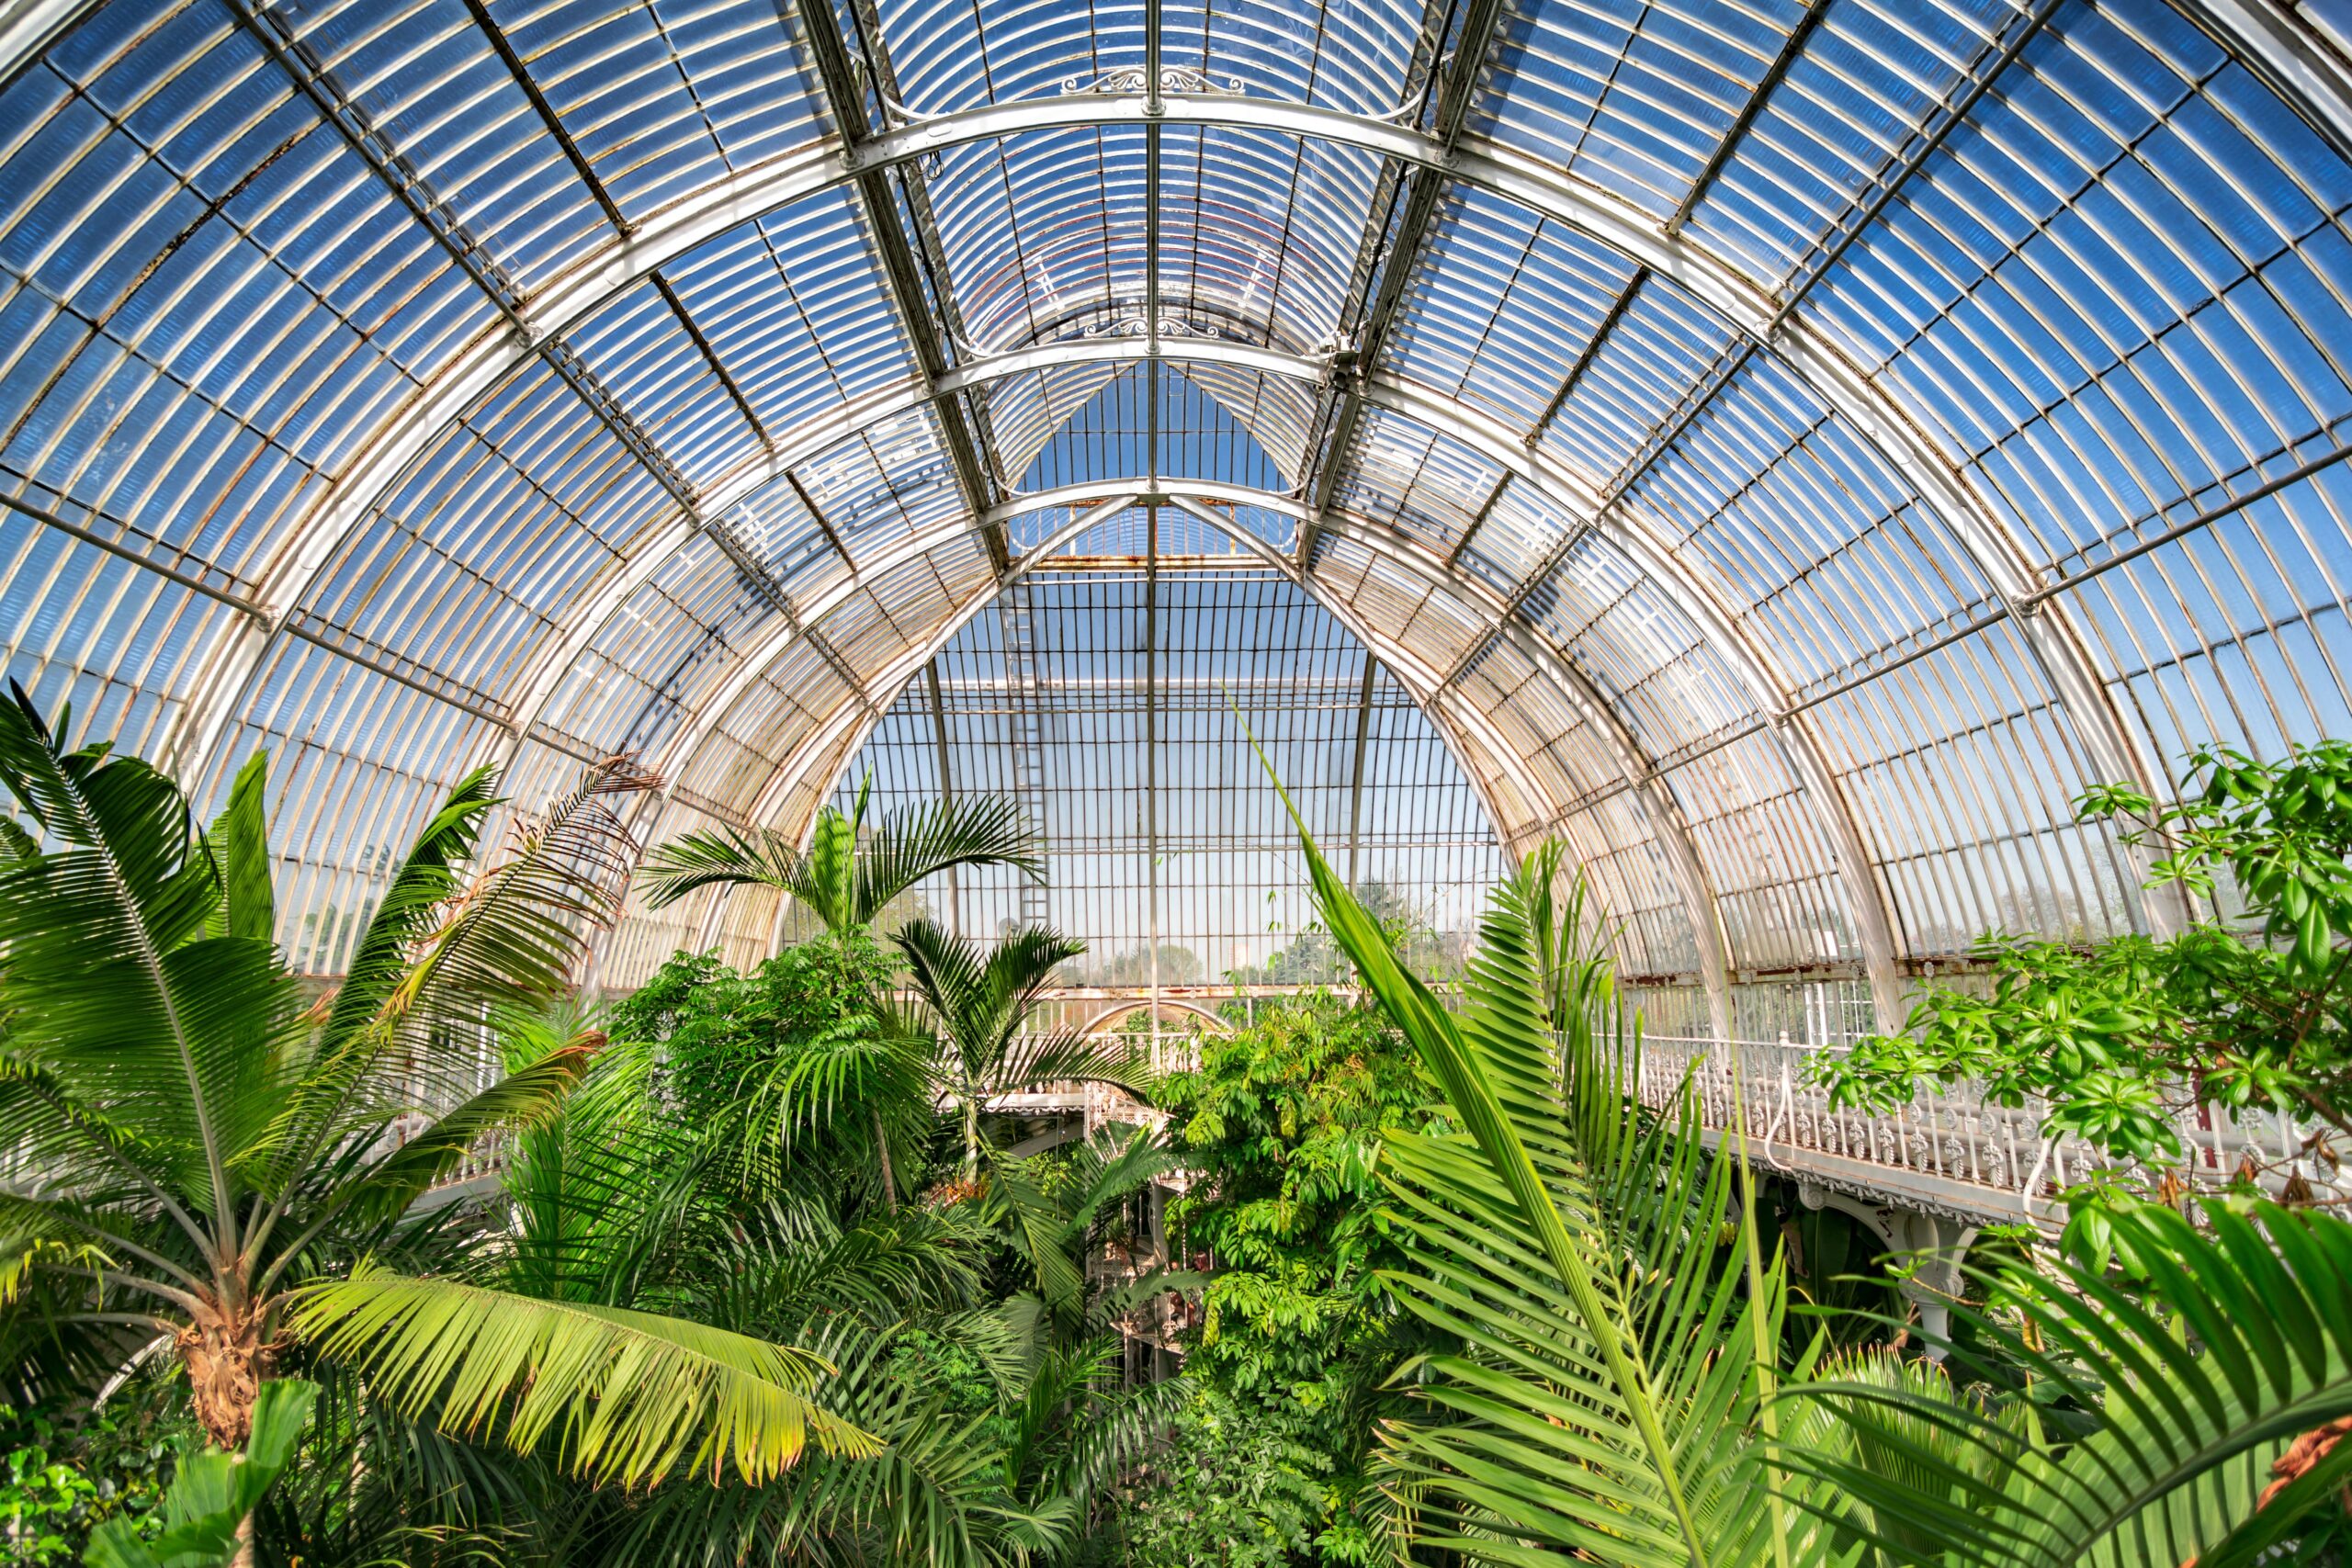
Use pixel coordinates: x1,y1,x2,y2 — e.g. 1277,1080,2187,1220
1639,1035,2334,1224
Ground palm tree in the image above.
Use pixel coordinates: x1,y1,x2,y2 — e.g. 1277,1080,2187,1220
1299,830,1801,1568
636,775,1043,935
0,688,868,1515
890,920,1155,1185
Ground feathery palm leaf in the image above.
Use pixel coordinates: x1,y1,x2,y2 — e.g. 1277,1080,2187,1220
0,697,872,1502
288,1267,879,1489
1004,1029,1159,1100
597,1323,1068,1568
1785,1197,2352,1568
0,687,302,1227
1254,736,1790,1568
638,779,1041,932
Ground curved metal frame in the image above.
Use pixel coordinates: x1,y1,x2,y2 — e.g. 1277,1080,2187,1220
1076,998,1232,1036
662,480,1728,1019
10,0,2314,987
137,89,2173,971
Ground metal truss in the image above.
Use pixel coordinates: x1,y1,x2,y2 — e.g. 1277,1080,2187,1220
786,0,1002,570
645,469,1735,1021
12,0,2341,988
1296,0,1508,567
105,76,2182,961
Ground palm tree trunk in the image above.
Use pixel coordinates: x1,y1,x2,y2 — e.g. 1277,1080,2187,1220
233,1510,255,1568
873,1108,899,1212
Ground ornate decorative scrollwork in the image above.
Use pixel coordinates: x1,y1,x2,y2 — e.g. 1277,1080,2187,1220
1069,313,1227,342
1058,64,1245,96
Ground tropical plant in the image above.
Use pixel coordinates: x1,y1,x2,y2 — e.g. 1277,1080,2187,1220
636,776,1044,934
85,1379,313,1568
1262,739,2352,1568
0,1373,189,1565
611,935,923,1209
1292,824,1796,1568
890,919,1156,1187
503,1032,1175,1568
1160,993,1431,1387
1109,1376,1336,1568
0,689,864,1515
1146,993,1440,1564
1788,1194,2352,1568
1820,741,2352,1169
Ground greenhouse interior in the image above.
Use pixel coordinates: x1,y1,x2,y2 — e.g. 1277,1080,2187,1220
7,0,2352,1561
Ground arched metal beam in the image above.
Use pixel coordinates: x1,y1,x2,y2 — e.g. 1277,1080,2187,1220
452,333,1871,1018
2162,0,2352,167
663,481,1717,1005
670,491,1138,952
142,87,2172,958
729,492,1566,862
1076,998,1231,1036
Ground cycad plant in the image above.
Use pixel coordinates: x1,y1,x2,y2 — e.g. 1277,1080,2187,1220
0,689,865,1499
637,775,1043,934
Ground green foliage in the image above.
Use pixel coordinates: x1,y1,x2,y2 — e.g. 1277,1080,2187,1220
1245,727,2352,1568
1115,996,1438,1565
607,934,921,1201
1160,994,1431,1389
85,1379,313,1568
891,917,1156,1201
0,688,858,1517
1112,1381,1340,1568
637,779,1043,933
1820,741,2352,1166
0,1392,187,1565
1786,1194,2352,1568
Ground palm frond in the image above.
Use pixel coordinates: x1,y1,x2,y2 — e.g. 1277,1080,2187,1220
289,1266,877,1488
315,766,503,1053
636,826,810,914
317,1025,602,1235
598,1324,1061,1568
0,686,301,1228
892,918,994,1052
203,749,273,944
853,795,1043,924
1786,1199,2352,1568
391,756,657,1030
1249,725,1771,1568
978,925,1086,1029
1001,1028,1156,1100
989,1165,1088,1315
255,769,504,1202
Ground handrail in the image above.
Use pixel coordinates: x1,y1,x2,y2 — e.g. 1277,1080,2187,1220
1638,1035,2335,1225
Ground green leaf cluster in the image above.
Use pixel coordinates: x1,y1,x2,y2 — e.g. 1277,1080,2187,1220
1820,741,2352,1165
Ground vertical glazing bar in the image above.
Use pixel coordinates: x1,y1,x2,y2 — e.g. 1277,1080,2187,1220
926,658,961,936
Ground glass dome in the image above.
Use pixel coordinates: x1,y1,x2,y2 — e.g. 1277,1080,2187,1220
4,0,2349,1040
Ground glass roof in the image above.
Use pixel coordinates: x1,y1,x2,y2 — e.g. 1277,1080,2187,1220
4,0,2351,1032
